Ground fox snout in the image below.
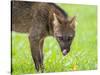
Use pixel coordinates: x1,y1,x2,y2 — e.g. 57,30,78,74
61,46,70,56
62,49,70,56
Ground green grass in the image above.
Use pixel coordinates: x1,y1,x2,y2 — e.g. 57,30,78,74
12,4,97,75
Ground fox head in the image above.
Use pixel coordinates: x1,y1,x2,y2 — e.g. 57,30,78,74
53,13,76,56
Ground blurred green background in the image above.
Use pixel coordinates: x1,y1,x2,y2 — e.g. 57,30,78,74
12,3,97,75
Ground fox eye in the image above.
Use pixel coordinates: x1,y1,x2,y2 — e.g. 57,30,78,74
68,36,73,41
57,36,63,40
68,37,71,41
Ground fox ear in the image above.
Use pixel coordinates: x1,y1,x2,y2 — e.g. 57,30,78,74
69,16,77,29
52,13,61,35
53,13,59,26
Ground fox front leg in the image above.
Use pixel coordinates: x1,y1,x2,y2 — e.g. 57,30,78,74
39,38,45,72
28,30,45,72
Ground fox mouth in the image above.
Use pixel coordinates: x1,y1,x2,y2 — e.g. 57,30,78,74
62,49,69,56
